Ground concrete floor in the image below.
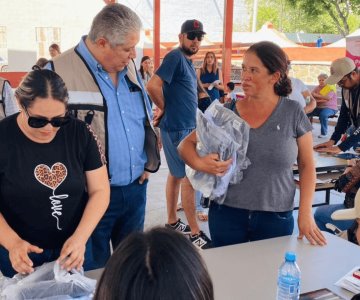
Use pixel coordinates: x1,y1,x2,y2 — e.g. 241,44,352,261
144,122,345,238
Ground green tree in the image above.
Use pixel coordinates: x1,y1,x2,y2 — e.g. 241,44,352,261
246,0,359,35
247,0,337,33
286,0,360,36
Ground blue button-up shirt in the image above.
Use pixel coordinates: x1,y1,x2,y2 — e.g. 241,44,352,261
76,37,147,186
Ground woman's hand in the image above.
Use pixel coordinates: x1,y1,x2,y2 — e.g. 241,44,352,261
58,235,86,271
198,153,232,176
297,213,327,246
8,238,43,274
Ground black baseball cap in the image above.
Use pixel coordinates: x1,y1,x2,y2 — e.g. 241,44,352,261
181,19,206,34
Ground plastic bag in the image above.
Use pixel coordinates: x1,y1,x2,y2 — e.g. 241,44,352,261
186,101,250,203
0,261,96,299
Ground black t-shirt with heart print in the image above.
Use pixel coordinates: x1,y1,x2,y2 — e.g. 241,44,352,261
0,114,105,249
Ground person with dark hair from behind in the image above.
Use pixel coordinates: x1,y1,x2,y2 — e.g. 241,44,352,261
49,43,61,58
0,67,110,277
179,41,326,247
35,57,50,69
94,227,214,300
224,81,236,104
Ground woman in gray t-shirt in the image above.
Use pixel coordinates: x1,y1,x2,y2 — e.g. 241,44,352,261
178,41,326,248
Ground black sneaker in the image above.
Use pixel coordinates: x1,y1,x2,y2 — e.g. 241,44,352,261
165,218,191,235
189,231,212,250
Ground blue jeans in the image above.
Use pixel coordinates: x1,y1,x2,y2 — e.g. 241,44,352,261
0,242,93,277
208,202,294,247
314,204,354,232
310,108,337,135
88,179,148,270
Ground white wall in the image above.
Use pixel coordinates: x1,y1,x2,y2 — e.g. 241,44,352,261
0,0,106,71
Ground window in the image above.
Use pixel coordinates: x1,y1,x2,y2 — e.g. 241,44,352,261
35,27,61,57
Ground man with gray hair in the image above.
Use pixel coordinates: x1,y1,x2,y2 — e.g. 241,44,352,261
49,3,160,269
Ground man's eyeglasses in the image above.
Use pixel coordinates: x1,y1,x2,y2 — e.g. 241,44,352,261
23,106,70,128
338,73,352,86
186,32,204,41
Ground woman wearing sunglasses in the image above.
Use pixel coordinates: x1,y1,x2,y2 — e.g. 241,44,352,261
0,68,110,277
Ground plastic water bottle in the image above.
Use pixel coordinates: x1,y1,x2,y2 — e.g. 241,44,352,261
276,251,301,300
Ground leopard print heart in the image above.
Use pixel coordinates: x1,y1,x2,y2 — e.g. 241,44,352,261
34,163,67,190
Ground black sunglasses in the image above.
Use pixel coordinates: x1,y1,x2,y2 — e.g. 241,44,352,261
186,32,204,41
23,106,70,128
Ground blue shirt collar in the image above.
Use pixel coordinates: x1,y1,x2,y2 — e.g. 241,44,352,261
76,35,128,77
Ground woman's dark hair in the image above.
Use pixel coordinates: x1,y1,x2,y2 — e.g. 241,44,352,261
35,57,49,69
49,43,61,54
15,67,69,108
94,227,214,300
247,41,292,96
139,56,151,80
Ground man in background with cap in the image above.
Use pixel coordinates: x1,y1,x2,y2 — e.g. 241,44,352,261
314,57,360,153
147,19,212,249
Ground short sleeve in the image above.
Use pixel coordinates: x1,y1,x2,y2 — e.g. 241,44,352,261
156,50,181,84
295,105,312,138
83,123,106,171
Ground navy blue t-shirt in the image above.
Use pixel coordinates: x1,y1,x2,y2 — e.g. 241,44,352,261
156,48,197,131
0,114,105,249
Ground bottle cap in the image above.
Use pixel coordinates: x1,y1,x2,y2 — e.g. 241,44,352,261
285,251,296,262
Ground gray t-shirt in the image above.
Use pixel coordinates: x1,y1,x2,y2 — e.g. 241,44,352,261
222,97,312,211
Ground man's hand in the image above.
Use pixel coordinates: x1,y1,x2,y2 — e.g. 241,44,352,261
58,235,86,271
313,140,335,151
153,108,164,127
139,171,150,184
8,238,43,274
315,145,341,154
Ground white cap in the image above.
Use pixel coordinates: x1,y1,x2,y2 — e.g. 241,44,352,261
325,57,356,85
331,189,360,220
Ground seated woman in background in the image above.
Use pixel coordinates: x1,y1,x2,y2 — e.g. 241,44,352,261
139,56,154,87
310,73,338,138
0,68,110,277
179,41,326,247
49,43,61,58
197,51,224,102
94,227,214,300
